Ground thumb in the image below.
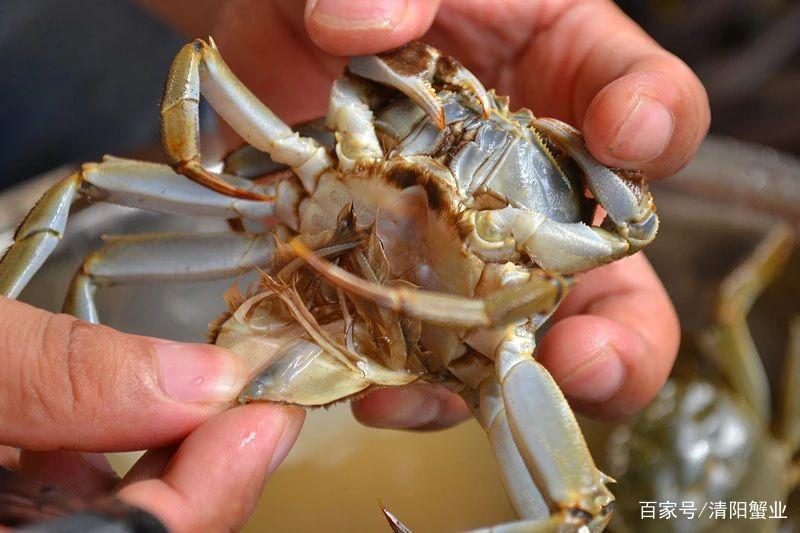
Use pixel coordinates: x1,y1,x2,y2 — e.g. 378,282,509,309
305,0,442,55
0,298,250,451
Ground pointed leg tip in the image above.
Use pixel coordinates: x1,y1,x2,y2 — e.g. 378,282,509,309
379,504,413,533
435,111,446,129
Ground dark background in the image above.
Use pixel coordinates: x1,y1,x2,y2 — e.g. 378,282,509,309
0,0,181,188
1,0,799,190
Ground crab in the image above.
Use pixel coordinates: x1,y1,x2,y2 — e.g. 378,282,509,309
0,39,659,531
604,224,800,533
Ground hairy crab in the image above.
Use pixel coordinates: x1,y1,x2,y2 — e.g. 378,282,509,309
604,224,799,532
0,39,659,531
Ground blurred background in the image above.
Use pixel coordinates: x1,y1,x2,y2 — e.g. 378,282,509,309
1,1,799,532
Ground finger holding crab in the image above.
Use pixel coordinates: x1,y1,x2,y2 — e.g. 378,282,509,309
0,295,304,531
146,0,708,175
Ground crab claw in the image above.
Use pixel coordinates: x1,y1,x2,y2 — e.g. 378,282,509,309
435,54,493,119
534,117,659,249
349,42,492,129
349,42,445,128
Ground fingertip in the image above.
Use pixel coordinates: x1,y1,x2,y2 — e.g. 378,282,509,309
538,315,671,419
583,67,710,179
352,384,470,430
265,404,306,474
305,0,441,55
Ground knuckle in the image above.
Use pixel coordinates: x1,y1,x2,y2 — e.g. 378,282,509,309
28,313,122,427
1,298,160,443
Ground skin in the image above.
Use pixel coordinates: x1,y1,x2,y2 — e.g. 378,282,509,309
1,0,706,529
0,302,305,532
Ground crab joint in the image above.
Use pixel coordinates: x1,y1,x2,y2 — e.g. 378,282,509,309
289,239,565,330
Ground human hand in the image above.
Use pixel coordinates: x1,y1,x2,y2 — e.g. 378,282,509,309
144,0,706,421
0,298,304,532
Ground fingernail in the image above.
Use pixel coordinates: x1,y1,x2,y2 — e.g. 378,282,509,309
558,344,626,403
608,95,674,163
155,343,246,403
268,407,305,475
380,387,439,429
81,452,117,476
308,0,407,30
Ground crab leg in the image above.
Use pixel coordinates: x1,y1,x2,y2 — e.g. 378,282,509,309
710,223,795,423
470,206,635,273
0,174,78,299
290,235,615,528
780,317,800,452
223,119,335,179
482,328,614,531
349,42,492,129
290,239,564,329
0,157,277,299
163,39,333,195
63,231,277,323
326,76,383,169
161,41,268,201
533,118,658,250
478,379,550,521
